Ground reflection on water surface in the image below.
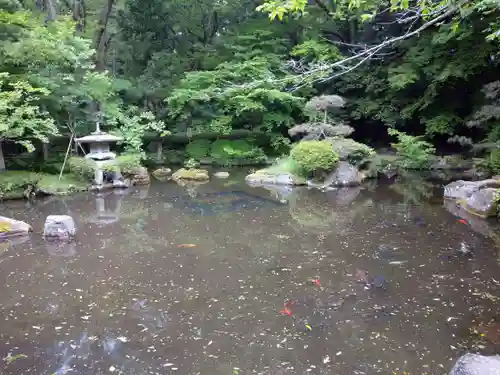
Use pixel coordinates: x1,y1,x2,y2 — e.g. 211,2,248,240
0,171,499,374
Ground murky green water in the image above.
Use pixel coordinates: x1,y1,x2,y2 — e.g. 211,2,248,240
1,171,500,374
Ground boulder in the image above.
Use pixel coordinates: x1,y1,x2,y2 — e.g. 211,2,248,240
127,167,150,186
172,168,209,181
463,187,499,217
329,161,366,187
449,353,500,375
444,179,500,200
431,155,474,170
152,167,172,180
214,171,230,178
43,215,76,239
0,216,32,238
245,170,306,186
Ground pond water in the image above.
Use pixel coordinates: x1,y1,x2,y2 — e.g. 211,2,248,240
1,171,500,375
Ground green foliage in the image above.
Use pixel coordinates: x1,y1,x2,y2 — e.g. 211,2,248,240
388,129,436,170
210,139,267,166
290,140,339,174
328,137,375,164
0,171,40,198
114,108,165,157
487,149,500,174
186,139,212,160
184,158,200,169
110,153,143,173
68,157,96,180
0,73,58,150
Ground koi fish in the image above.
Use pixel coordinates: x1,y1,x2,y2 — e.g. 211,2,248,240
280,307,292,316
458,219,468,225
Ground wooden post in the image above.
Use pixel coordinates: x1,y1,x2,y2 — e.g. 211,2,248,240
42,142,49,161
156,142,163,162
0,141,5,171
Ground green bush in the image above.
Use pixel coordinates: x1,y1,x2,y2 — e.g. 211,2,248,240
68,157,96,180
0,171,40,199
388,128,436,170
488,149,500,174
327,137,375,164
210,139,266,166
110,153,143,173
186,139,212,160
290,140,339,174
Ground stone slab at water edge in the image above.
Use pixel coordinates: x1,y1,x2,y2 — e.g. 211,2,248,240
444,178,500,217
245,170,307,186
0,216,32,238
449,353,500,375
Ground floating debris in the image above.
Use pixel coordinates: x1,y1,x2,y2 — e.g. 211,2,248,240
177,244,197,248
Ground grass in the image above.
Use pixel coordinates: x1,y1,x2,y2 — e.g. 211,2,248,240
0,170,88,199
258,157,303,176
38,174,88,195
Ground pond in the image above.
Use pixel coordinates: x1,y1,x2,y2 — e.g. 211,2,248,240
1,170,500,375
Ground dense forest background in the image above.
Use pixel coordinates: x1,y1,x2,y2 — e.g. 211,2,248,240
1,0,500,172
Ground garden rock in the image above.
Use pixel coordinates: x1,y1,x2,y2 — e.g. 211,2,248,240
329,161,365,187
449,353,500,375
127,167,150,186
444,179,500,200
152,167,172,180
214,171,230,178
245,170,306,186
463,187,499,217
43,215,76,239
0,216,32,238
172,168,209,181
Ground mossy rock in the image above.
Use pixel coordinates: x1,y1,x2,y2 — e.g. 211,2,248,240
172,168,209,181
152,167,172,180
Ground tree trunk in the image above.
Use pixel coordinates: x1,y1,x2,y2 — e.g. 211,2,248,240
44,0,57,22
0,142,5,171
94,0,116,71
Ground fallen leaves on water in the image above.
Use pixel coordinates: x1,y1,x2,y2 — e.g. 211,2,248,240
4,353,27,364
177,244,197,248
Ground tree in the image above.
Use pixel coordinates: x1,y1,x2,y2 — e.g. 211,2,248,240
0,73,58,170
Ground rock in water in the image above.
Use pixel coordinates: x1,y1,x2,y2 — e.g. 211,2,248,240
449,353,500,375
444,179,500,200
172,168,209,182
44,215,76,239
444,179,500,218
464,187,499,217
329,161,365,187
152,167,172,180
214,171,230,178
0,216,32,237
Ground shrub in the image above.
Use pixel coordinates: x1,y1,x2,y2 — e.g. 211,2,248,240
388,128,436,170
68,157,96,180
487,149,500,174
290,140,339,174
210,139,266,166
327,137,375,164
110,153,143,174
184,158,200,169
186,139,212,160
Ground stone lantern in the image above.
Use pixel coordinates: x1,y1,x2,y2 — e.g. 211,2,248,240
75,120,128,189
